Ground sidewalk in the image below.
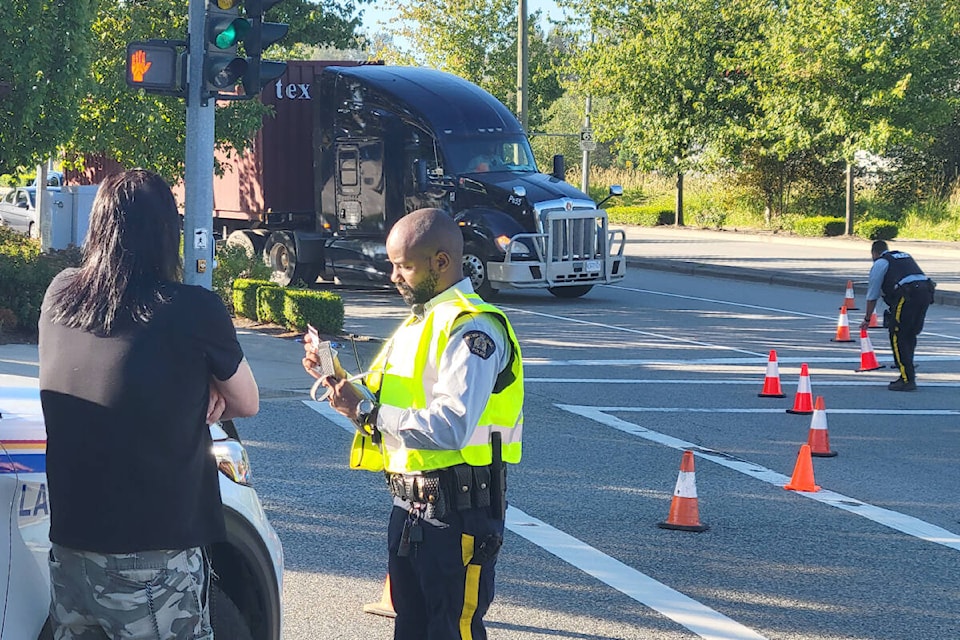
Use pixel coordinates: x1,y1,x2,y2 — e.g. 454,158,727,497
619,226,960,306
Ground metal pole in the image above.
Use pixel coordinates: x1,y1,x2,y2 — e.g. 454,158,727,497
581,94,591,194
184,0,215,288
845,162,855,235
517,0,528,132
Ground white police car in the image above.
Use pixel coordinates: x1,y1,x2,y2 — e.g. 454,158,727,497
0,375,283,640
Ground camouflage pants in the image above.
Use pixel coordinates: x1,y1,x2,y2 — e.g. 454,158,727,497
48,544,213,640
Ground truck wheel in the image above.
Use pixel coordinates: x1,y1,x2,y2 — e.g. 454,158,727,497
211,582,254,640
548,285,593,299
463,245,498,298
226,230,268,259
264,231,319,287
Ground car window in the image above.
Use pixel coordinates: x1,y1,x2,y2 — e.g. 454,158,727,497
2,191,13,204
16,191,30,206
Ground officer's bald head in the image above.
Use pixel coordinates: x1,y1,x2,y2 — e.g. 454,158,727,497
389,208,463,264
386,209,464,302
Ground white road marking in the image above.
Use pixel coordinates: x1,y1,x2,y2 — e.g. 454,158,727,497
527,378,960,389
607,284,960,342
558,404,960,552
523,355,960,366
303,398,769,639
506,507,768,640
501,307,767,358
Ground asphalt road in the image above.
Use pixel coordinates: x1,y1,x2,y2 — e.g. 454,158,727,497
233,265,960,640
2,229,958,639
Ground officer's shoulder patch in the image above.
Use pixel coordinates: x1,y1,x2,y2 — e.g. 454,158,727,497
462,331,496,359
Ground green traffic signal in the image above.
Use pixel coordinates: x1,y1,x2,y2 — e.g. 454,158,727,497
214,18,250,49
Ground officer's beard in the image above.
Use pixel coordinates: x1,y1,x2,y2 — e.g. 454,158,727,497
397,270,440,306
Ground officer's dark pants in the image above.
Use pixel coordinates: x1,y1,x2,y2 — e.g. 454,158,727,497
388,504,504,640
888,294,930,383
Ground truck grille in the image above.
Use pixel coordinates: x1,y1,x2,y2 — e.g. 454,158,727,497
547,215,601,261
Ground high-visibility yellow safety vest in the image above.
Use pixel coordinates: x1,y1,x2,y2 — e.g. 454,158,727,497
350,290,523,473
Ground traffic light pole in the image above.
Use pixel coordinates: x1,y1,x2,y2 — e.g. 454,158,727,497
184,0,215,288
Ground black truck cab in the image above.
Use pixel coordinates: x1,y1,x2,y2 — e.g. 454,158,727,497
269,65,625,298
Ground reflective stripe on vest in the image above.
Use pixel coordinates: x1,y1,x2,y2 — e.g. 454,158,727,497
358,290,523,473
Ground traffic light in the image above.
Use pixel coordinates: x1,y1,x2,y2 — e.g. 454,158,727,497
203,0,248,98
243,0,289,94
203,0,287,101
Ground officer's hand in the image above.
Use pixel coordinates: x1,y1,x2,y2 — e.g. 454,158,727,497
302,332,349,379
324,377,364,420
858,320,869,331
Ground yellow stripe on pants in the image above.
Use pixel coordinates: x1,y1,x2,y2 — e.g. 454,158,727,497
459,534,481,640
892,297,907,380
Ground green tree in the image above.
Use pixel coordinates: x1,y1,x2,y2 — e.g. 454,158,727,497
754,0,960,163
565,0,762,225
0,0,97,173
748,0,960,229
373,0,563,129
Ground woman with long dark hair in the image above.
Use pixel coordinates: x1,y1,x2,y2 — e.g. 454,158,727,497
39,169,259,639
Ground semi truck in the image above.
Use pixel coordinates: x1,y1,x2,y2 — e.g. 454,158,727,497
216,61,626,298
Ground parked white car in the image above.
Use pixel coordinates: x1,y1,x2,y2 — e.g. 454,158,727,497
0,187,58,240
0,376,283,640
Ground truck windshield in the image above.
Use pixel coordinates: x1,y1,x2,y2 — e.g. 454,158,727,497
444,137,538,175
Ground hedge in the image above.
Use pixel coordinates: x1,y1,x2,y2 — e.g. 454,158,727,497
854,219,899,241
232,279,277,319
0,227,80,335
256,285,286,324
282,289,344,333
605,204,674,226
793,216,845,237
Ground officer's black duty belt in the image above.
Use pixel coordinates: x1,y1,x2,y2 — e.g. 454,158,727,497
387,464,502,517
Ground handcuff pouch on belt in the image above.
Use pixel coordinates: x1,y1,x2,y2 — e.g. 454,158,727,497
387,463,499,521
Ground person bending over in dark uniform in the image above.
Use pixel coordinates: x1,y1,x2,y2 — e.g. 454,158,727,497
303,208,524,640
859,240,935,391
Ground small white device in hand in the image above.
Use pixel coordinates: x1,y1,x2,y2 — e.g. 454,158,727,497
307,324,337,378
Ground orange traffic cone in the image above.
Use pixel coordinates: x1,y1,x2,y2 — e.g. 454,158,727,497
758,350,787,398
658,450,708,532
868,311,881,329
856,328,883,372
784,444,821,492
830,307,855,343
807,396,837,457
843,280,859,310
786,363,814,415
363,574,396,618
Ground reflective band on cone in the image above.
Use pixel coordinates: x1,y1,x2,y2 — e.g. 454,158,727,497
830,306,855,343
658,450,708,532
785,444,821,492
363,574,396,618
856,328,883,372
807,396,837,457
787,363,814,415
758,349,786,398
843,280,859,310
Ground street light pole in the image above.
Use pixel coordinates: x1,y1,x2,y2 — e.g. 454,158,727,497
517,0,528,132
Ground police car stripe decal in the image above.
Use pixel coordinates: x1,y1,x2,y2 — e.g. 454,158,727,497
0,453,46,473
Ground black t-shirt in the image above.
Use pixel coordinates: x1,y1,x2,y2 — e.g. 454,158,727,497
38,269,244,553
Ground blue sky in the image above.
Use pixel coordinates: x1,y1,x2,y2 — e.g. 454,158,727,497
355,0,567,37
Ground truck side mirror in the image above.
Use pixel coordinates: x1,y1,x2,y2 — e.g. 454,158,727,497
551,155,565,181
596,184,624,208
414,159,428,193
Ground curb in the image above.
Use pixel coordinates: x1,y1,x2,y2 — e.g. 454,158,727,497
631,257,960,308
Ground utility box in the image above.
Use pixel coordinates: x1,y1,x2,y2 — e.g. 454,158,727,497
42,185,99,252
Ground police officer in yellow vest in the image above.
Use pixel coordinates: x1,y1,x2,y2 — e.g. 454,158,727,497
303,208,523,639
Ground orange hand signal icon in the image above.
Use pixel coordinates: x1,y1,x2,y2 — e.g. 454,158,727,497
130,49,152,83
